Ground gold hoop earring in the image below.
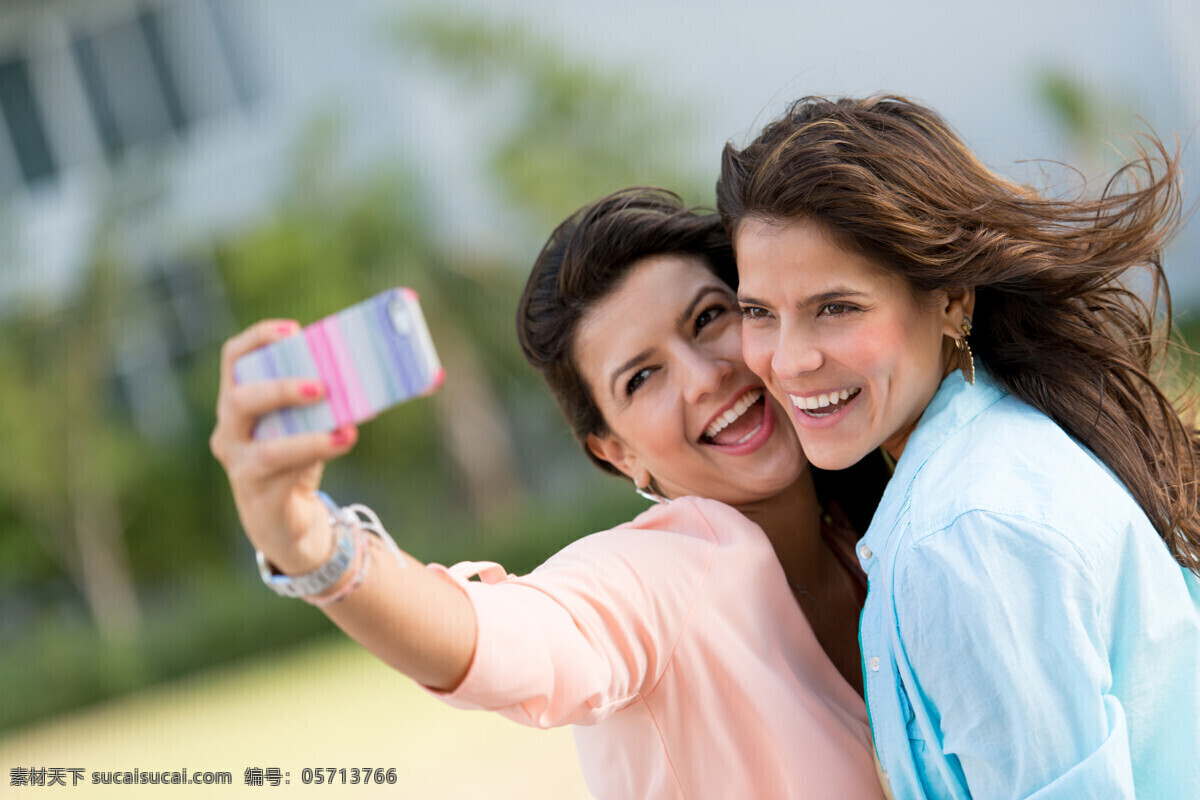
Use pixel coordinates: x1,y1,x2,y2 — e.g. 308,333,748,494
955,316,975,385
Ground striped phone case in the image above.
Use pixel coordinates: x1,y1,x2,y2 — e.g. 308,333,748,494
233,288,444,439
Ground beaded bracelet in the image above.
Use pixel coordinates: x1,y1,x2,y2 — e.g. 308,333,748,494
305,495,406,607
257,492,405,604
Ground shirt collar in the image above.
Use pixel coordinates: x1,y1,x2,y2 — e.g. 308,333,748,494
858,368,1007,561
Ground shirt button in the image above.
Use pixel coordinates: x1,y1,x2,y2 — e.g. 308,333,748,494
860,545,873,560
870,657,880,671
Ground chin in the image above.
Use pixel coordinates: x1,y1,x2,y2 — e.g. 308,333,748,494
752,461,809,498
801,442,868,473
706,466,803,506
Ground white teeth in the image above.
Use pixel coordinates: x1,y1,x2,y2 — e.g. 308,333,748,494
735,427,760,445
824,389,851,407
790,388,858,414
704,388,763,439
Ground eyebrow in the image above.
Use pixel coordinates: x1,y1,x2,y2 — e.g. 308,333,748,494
738,287,867,309
678,285,728,328
607,284,729,398
608,348,654,399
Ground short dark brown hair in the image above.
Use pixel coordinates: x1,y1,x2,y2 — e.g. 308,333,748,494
517,187,735,475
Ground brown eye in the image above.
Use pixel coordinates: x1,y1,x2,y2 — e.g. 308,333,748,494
626,367,653,396
694,304,725,334
739,305,770,320
819,303,857,316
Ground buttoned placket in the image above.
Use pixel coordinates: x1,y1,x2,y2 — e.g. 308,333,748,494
857,536,884,760
856,373,1006,799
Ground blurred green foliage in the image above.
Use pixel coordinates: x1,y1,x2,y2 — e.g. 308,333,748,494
0,9,694,733
1036,69,1100,142
1175,317,1200,399
395,8,711,229
3,9,1195,737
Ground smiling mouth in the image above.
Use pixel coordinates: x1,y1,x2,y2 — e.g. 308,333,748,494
789,388,861,417
701,388,766,445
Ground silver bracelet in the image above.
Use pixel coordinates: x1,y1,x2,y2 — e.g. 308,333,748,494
255,492,406,602
256,491,356,599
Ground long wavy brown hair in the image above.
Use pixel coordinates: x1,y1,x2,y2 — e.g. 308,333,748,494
717,94,1200,573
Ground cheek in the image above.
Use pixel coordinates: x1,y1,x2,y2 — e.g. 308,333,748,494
864,315,946,397
636,391,688,459
740,326,775,380
836,326,893,381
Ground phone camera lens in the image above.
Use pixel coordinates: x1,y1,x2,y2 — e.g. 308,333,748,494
388,298,413,336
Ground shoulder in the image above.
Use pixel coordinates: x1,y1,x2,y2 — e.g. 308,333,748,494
905,391,1147,567
623,495,763,543
530,496,763,586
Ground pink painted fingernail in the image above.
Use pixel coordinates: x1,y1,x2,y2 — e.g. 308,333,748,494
276,322,298,335
331,429,352,447
300,382,322,398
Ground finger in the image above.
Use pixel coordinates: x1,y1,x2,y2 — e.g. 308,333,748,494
219,378,327,439
211,379,333,465
230,425,358,484
329,424,358,450
218,319,301,391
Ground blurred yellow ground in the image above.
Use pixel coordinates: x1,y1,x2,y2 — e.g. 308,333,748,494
0,637,591,798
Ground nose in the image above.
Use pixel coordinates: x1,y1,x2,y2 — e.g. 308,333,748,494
680,345,734,405
770,326,823,381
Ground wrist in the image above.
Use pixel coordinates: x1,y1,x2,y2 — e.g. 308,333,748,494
256,492,353,600
268,493,339,576
254,492,405,605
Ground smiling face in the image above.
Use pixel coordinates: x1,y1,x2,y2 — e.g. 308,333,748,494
576,253,806,505
734,217,972,470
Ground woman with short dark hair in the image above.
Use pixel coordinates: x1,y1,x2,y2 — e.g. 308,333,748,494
211,188,891,799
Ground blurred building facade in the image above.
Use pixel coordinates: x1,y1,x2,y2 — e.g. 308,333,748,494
2,0,1197,320
0,0,265,292
0,0,258,440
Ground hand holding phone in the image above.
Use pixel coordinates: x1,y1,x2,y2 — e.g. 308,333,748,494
233,288,444,439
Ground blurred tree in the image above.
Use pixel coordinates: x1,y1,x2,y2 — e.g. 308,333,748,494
212,113,530,521
0,7,710,727
1034,67,1139,178
395,8,711,234
380,8,715,521
1034,69,1198,412
0,246,144,644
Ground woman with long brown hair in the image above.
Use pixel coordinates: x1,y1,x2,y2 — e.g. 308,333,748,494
718,94,1200,799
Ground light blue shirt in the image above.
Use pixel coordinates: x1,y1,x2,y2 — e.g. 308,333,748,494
858,369,1200,799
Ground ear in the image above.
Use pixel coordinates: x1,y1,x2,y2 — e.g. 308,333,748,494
586,432,643,484
939,288,976,339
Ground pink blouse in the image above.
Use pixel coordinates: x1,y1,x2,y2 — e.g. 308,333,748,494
428,496,884,799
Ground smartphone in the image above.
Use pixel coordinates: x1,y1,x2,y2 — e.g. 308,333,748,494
233,288,444,439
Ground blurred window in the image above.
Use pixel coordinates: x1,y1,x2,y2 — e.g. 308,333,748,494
0,0,259,194
72,9,187,160
0,57,57,187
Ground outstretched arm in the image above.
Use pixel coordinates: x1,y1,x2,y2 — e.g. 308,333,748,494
209,320,475,690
